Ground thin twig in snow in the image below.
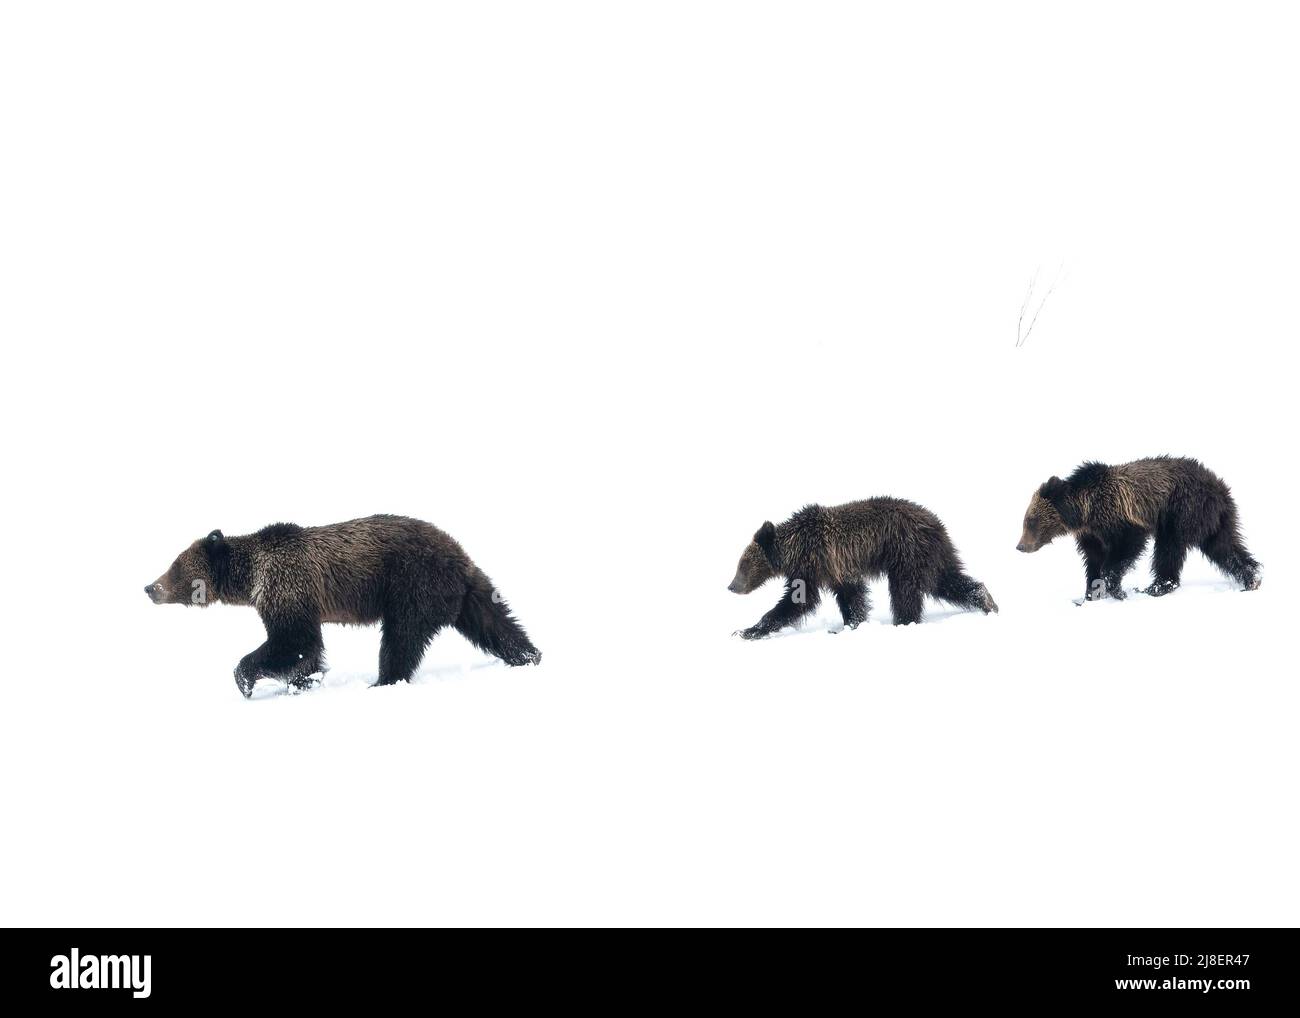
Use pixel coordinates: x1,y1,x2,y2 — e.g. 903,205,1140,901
1016,267,1039,347
1016,262,1064,348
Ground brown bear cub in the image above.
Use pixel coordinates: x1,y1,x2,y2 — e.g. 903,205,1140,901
1017,456,1261,601
145,514,540,696
728,498,998,638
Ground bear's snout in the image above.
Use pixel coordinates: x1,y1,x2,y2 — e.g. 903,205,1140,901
144,582,164,603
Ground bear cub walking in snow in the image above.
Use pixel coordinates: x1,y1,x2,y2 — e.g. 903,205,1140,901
145,514,540,697
1016,456,1261,601
728,498,998,638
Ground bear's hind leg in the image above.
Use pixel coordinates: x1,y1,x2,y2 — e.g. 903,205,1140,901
933,568,998,614
376,610,448,685
1200,518,1261,591
887,573,924,626
453,577,542,666
832,579,870,630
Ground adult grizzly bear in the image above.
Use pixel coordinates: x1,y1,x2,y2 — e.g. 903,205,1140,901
1016,456,1261,601
145,514,541,696
727,498,998,638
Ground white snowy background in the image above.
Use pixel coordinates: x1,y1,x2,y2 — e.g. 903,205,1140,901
2,2,1296,926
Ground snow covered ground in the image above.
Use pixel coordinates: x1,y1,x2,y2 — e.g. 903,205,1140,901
2,3,1297,926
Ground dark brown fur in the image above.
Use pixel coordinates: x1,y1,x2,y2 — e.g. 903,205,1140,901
728,498,997,637
146,515,540,696
1017,456,1261,600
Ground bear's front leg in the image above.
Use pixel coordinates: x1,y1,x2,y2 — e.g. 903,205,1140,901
832,580,870,631
233,622,324,698
1143,526,1187,597
736,582,821,639
1100,528,1148,602
233,650,263,698
1077,535,1106,601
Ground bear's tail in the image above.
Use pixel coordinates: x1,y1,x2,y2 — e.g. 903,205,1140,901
454,568,542,666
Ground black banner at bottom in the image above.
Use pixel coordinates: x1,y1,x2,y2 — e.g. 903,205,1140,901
2,928,1293,1008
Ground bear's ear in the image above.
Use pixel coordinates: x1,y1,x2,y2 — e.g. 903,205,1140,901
753,521,779,569
1039,478,1081,528
1040,476,1067,500
203,529,230,592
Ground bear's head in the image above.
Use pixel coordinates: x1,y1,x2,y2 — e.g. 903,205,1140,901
728,521,780,594
1017,478,1074,552
145,530,228,605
